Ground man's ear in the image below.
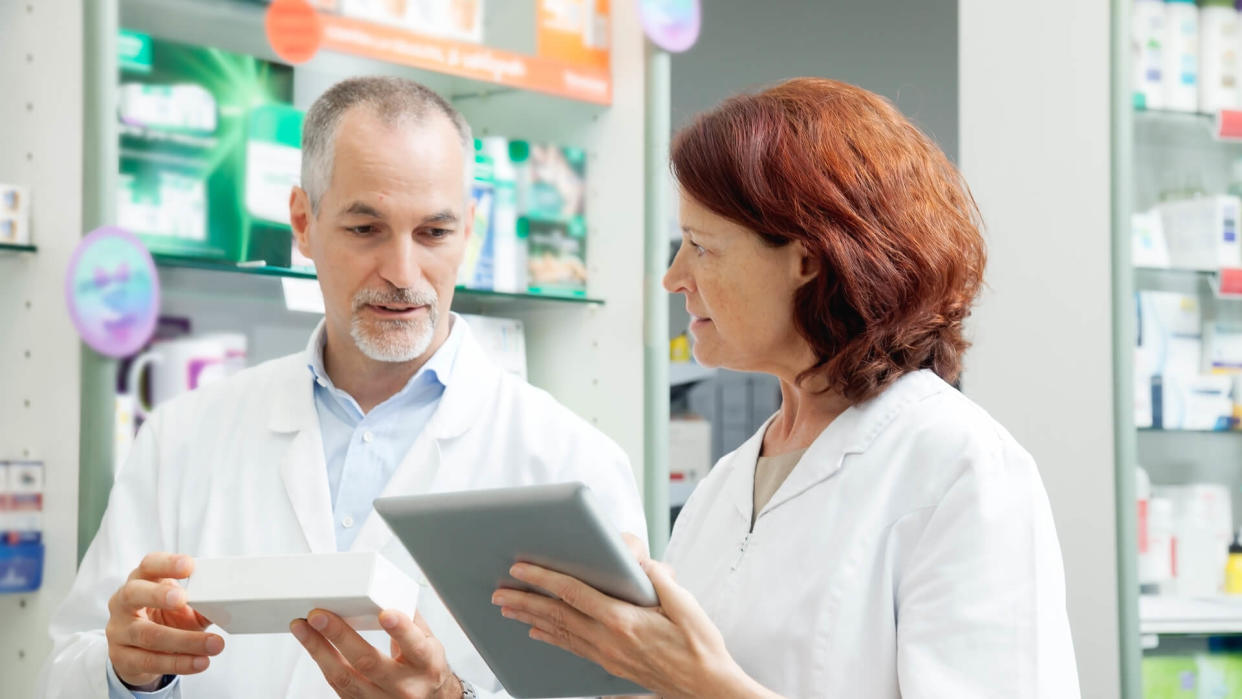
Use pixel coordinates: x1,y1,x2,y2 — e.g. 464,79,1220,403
290,186,314,260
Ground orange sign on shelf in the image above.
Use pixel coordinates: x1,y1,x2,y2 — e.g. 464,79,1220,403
318,14,611,104
537,0,610,69
266,0,324,64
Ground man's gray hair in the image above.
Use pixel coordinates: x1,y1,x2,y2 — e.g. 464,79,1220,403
301,76,474,213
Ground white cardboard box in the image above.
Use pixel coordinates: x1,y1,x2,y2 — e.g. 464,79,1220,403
187,552,419,635
669,417,712,508
1156,195,1242,270
0,183,30,245
460,314,527,380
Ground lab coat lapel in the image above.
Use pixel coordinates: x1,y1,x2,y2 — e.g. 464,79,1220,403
721,414,776,524
269,358,337,554
758,370,946,519
757,408,859,518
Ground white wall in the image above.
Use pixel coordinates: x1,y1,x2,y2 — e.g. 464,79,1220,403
958,1,1119,697
669,0,958,159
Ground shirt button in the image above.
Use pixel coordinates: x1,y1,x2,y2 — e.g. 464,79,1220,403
342,516,355,528
362,431,374,443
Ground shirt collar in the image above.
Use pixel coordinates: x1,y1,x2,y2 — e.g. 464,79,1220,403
305,312,464,396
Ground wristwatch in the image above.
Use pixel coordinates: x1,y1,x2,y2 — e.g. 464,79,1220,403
456,674,477,699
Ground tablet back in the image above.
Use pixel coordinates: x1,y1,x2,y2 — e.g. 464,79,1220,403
374,482,656,698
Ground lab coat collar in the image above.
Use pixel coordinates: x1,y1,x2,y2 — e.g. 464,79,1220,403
269,314,485,439
267,315,503,553
723,370,949,523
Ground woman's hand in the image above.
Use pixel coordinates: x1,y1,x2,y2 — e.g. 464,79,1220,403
490,540,772,699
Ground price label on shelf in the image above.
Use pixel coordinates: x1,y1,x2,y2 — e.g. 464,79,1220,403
1217,267,1242,297
282,277,325,314
1216,110,1242,141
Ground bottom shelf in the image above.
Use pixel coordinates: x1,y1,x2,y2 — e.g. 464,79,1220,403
1142,595,1242,635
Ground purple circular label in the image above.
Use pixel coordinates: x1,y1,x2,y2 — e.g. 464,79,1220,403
65,226,160,358
639,0,701,53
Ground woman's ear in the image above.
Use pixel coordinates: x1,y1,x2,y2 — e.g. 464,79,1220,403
796,242,820,284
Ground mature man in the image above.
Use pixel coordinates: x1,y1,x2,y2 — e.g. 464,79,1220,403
38,76,645,698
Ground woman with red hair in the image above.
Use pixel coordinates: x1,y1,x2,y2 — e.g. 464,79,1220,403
493,78,1080,697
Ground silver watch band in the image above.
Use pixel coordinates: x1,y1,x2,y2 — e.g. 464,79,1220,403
457,674,478,699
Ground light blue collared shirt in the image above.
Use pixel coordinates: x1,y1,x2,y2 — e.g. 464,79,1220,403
106,316,464,699
308,316,461,550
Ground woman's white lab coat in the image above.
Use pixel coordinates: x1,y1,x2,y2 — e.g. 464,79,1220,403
663,370,1081,698
37,320,646,698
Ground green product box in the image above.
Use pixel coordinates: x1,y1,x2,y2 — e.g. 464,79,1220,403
1142,656,1199,698
523,215,587,298
244,104,304,268
116,31,295,265
510,140,588,297
1195,653,1242,698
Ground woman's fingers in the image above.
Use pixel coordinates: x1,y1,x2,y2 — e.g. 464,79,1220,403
621,533,650,563
639,559,702,624
507,563,615,620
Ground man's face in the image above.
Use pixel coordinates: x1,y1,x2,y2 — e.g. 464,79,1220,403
290,106,472,366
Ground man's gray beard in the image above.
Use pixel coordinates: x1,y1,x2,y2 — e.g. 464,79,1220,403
349,286,440,362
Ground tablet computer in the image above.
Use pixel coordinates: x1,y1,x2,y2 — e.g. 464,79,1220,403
374,482,656,698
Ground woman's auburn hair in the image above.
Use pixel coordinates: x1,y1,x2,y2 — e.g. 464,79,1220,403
671,77,986,404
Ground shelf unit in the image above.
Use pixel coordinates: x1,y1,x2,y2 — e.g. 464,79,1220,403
152,255,606,307
1113,1,1242,690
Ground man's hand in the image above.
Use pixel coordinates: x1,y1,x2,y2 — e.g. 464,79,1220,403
291,608,462,699
106,553,224,689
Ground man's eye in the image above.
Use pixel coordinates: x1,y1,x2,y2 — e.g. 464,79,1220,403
427,228,454,239
346,225,375,236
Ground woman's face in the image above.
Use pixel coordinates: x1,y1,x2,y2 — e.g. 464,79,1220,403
664,192,817,377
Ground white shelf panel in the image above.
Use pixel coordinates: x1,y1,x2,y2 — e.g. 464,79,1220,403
1140,594,1242,635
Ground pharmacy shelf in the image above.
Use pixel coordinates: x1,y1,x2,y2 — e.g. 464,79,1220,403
121,0,612,112
1138,428,1242,435
1132,107,1242,133
155,254,316,280
1134,266,1242,300
1135,266,1216,282
1140,595,1242,635
1135,108,1218,123
153,254,603,307
1134,267,1210,297
0,243,36,254
669,362,716,387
